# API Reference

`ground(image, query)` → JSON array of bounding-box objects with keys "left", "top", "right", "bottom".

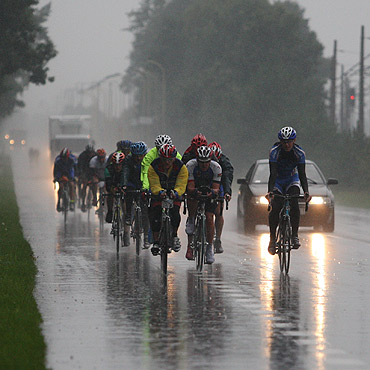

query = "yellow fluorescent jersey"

[{"left": 148, "top": 159, "right": 188, "bottom": 196}]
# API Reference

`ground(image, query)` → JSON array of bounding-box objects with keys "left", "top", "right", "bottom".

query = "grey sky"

[{"left": 22, "top": 0, "right": 370, "bottom": 115}]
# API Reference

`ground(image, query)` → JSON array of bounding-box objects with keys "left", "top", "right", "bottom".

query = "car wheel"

[{"left": 323, "top": 210, "right": 335, "bottom": 232}]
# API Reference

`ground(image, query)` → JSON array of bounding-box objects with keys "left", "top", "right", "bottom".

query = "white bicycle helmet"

[
  {"left": 278, "top": 126, "right": 296, "bottom": 140},
  {"left": 155, "top": 134, "right": 172, "bottom": 149},
  {"left": 196, "top": 145, "right": 212, "bottom": 162}
]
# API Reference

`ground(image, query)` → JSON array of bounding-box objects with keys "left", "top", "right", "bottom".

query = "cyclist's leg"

[
  {"left": 214, "top": 201, "right": 224, "bottom": 253},
  {"left": 56, "top": 182, "right": 63, "bottom": 211},
  {"left": 105, "top": 193, "right": 114, "bottom": 223},
  {"left": 68, "top": 181, "right": 76, "bottom": 211},
  {"left": 287, "top": 185, "right": 301, "bottom": 247},
  {"left": 92, "top": 175, "right": 98, "bottom": 206},
  {"left": 185, "top": 198, "right": 197, "bottom": 259},
  {"left": 205, "top": 200, "right": 217, "bottom": 264},
  {"left": 170, "top": 205, "right": 181, "bottom": 252},
  {"left": 149, "top": 204, "right": 161, "bottom": 255}
]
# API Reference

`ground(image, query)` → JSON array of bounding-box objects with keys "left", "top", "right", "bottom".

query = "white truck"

[{"left": 49, "top": 115, "right": 92, "bottom": 157}]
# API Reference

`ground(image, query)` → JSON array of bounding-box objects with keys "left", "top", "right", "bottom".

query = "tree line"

[{"left": 124, "top": 0, "right": 369, "bottom": 189}]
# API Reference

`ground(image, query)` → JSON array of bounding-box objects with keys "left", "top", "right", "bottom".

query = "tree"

[{"left": 0, "top": 1, "right": 57, "bottom": 119}]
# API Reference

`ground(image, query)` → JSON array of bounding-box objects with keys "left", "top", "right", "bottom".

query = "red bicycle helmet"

[
  {"left": 112, "top": 152, "right": 125, "bottom": 164},
  {"left": 96, "top": 148, "right": 106, "bottom": 157},
  {"left": 60, "top": 147, "right": 70, "bottom": 159},
  {"left": 191, "top": 133, "right": 207, "bottom": 148},
  {"left": 159, "top": 144, "right": 177, "bottom": 158},
  {"left": 208, "top": 141, "right": 222, "bottom": 160}
]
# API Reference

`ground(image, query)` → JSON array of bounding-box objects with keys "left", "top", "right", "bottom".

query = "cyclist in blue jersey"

[
  {"left": 122, "top": 141, "right": 150, "bottom": 248},
  {"left": 266, "top": 127, "right": 311, "bottom": 255},
  {"left": 185, "top": 146, "right": 222, "bottom": 264}
]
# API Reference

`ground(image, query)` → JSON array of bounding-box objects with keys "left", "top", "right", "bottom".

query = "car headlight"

[
  {"left": 310, "top": 196, "right": 328, "bottom": 205},
  {"left": 252, "top": 196, "right": 269, "bottom": 205}
]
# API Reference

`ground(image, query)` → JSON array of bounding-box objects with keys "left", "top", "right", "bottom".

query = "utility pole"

[
  {"left": 340, "top": 65, "right": 344, "bottom": 132},
  {"left": 358, "top": 25, "right": 365, "bottom": 136},
  {"left": 330, "top": 40, "right": 337, "bottom": 127}
]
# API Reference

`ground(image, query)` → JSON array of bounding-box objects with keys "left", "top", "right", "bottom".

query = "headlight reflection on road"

[
  {"left": 311, "top": 233, "right": 327, "bottom": 367},
  {"left": 259, "top": 233, "right": 274, "bottom": 357}
]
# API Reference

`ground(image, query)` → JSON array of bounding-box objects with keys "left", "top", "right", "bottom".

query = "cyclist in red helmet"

[
  {"left": 182, "top": 133, "right": 208, "bottom": 164},
  {"left": 185, "top": 146, "right": 222, "bottom": 264},
  {"left": 89, "top": 148, "right": 108, "bottom": 206},
  {"left": 208, "top": 141, "right": 234, "bottom": 254},
  {"left": 104, "top": 152, "right": 126, "bottom": 223},
  {"left": 148, "top": 144, "right": 188, "bottom": 256}
]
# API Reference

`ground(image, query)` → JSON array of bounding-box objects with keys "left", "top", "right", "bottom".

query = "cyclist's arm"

[
  {"left": 174, "top": 165, "right": 188, "bottom": 196},
  {"left": 268, "top": 161, "right": 278, "bottom": 193},
  {"left": 176, "top": 151, "right": 182, "bottom": 161},
  {"left": 220, "top": 154, "right": 234, "bottom": 195},
  {"left": 141, "top": 147, "right": 157, "bottom": 190},
  {"left": 148, "top": 165, "right": 163, "bottom": 195},
  {"left": 297, "top": 163, "right": 309, "bottom": 193}
]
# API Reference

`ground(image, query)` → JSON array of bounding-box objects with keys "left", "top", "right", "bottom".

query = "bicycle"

[
  {"left": 105, "top": 189, "right": 125, "bottom": 254},
  {"left": 190, "top": 186, "right": 224, "bottom": 271},
  {"left": 158, "top": 195, "right": 174, "bottom": 276},
  {"left": 269, "top": 194, "right": 308, "bottom": 274},
  {"left": 125, "top": 189, "right": 145, "bottom": 256}
]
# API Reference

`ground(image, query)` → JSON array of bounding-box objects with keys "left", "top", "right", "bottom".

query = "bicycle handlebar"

[{"left": 268, "top": 193, "right": 309, "bottom": 212}]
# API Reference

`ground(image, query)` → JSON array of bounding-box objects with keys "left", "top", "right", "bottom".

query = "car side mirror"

[
  {"left": 327, "top": 178, "right": 338, "bottom": 185},
  {"left": 237, "top": 178, "right": 248, "bottom": 185}
]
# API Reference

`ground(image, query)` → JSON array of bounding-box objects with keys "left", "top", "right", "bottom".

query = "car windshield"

[
  {"left": 251, "top": 162, "right": 325, "bottom": 184},
  {"left": 306, "top": 163, "right": 325, "bottom": 184},
  {"left": 252, "top": 163, "right": 269, "bottom": 183}
]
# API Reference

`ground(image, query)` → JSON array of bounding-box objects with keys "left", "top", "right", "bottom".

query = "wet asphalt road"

[{"left": 11, "top": 151, "right": 370, "bottom": 370}]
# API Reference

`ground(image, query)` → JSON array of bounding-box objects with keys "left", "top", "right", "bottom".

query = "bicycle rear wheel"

[
  {"left": 134, "top": 207, "right": 142, "bottom": 255},
  {"left": 195, "top": 216, "right": 206, "bottom": 272}
]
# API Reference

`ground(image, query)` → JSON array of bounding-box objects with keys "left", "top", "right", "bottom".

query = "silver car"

[{"left": 237, "top": 159, "right": 338, "bottom": 232}]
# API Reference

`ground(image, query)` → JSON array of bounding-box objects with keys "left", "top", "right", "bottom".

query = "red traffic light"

[{"left": 350, "top": 95, "right": 355, "bottom": 100}]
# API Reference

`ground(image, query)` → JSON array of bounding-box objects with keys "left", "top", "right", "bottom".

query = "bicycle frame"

[
  {"left": 192, "top": 197, "right": 207, "bottom": 272},
  {"left": 272, "top": 194, "right": 306, "bottom": 274},
  {"left": 110, "top": 191, "right": 125, "bottom": 254}
]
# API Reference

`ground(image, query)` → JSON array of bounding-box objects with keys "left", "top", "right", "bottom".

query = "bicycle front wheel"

[
  {"left": 134, "top": 207, "right": 142, "bottom": 255},
  {"left": 62, "top": 191, "right": 68, "bottom": 225},
  {"left": 114, "top": 209, "right": 121, "bottom": 253},
  {"left": 195, "top": 216, "right": 206, "bottom": 272},
  {"left": 160, "top": 217, "right": 170, "bottom": 275},
  {"left": 277, "top": 221, "right": 291, "bottom": 274}
]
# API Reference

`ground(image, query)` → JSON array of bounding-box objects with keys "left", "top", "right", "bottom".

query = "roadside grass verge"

[
  {"left": 0, "top": 162, "right": 47, "bottom": 369},
  {"left": 334, "top": 187, "right": 370, "bottom": 209}
]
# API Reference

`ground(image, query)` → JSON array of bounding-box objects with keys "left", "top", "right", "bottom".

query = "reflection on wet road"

[{"left": 11, "top": 151, "right": 370, "bottom": 370}]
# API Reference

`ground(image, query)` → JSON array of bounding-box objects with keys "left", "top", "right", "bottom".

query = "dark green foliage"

[
  {"left": 0, "top": 161, "right": 47, "bottom": 369},
  {"left": 0, "top": 1, "right": 57, "bottom": 119}
]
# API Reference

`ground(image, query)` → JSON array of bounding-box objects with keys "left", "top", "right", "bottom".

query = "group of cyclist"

[
  {"left": 53, "top": 125, "right": 311, "bottom": 259},
  {"left": 53, "top": 133, "right": 234, "bottom": 264}
]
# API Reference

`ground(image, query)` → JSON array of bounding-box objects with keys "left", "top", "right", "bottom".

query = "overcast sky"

[{"left": 22, "top": 0, "right": 370, "bottom": 116}]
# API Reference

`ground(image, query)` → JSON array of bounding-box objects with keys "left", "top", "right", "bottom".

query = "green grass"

[
  {"left": 334, "top": 187, "right": 370, "bottom": 209},
  {"left": 0, "top": 162, "right": 47, "bottom": 370}
]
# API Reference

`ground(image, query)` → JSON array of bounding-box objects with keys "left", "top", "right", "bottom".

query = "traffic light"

[{"left": 348, "top": 87, "right": 356, "bottom": 108}]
